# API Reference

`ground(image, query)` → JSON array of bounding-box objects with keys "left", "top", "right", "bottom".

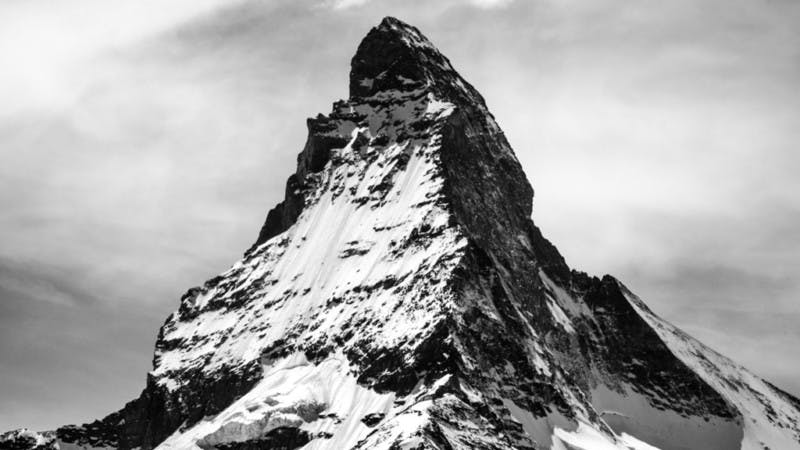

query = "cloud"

[
  {"left": 327, "top": 0, "right": 372, "bottom": 9},
  {"left": 325, "top": 0, "right": 514, "bottom": 10},
  {"left": 467, "top": 0, "right": 514, "bottom": 8},
  {"left": 0, "top": 259, "right": 93, "bottom": 307},
  {"left": 0, "top": 0, "right": 231, "bottom": 117}
]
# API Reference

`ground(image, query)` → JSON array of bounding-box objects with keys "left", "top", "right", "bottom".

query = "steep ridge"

[{"left": 3, "top": 17, "right": 799, "bottom": 450}]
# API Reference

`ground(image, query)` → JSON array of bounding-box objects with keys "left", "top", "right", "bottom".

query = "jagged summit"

[
  {"left": 349, "top": 16, "right": 486, "bottom": 107},
  {"left": 3, "top": 16, "right": 799, "bottom": 450}
]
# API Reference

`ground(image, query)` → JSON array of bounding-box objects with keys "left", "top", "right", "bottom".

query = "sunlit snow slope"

[{"left": 2, "top": 16, "right": 798, "bottom": 450}]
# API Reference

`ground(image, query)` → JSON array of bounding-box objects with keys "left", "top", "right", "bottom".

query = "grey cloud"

[{"left": 0, "top": 259, "right": 98, "bottom": 307}]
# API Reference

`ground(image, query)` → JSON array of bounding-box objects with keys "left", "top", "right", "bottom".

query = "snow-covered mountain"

[{"left": 3, "top": 16, "right": 799, "bottom": 450}]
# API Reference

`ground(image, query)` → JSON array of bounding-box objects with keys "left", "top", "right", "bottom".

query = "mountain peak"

[
  {"left": 349, "top": 17, "right": 484, "bottom": 107},
  {"left": 375, "top": 16, "right": 424, "bottom": 38}
]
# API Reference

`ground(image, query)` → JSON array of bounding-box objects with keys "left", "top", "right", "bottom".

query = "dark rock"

[
  {"left": 360, "top": 413, "right": 385, "bottom": 427},
  {"left": 213, "top": 427, "right": 311, "bottom": 450}
]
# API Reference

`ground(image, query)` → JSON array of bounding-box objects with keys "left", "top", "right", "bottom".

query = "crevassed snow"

[
  {"left": 157, "top": 352, "right": 395, "bottom": 450},
  {"left": 157, "top": 353, "right": 485, "bottom": 450},
  {"left": 621, "top": 285, "right": 800, "bottom": 450},
  {"left": 552, "top": 422, "right": 660, "bottom": 450}
]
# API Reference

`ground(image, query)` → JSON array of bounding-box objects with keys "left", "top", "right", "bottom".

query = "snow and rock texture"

[{"left": 4, "top": 16, "right": 799, "bottom": 450}]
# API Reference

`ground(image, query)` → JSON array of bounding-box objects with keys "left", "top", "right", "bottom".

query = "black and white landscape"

[{"left": 1, "top": 2, "right": 799, "bottom": 450}]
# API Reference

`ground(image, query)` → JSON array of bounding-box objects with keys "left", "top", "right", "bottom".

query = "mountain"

[{"left": 3, "top": 16, "right": 799, "bottom": 450}]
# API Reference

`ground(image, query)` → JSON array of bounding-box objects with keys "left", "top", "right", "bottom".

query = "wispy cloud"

[
  {"left": 0, "top": 0, "right": 230, "bottom": 117},
  {"left": 467, "top": 0, "right": 514, "bottom": 8},
  {"left": 327, "top": 0, "right": 372, "bottom": 10},
  {"left": 0, "top": 259, "right": 91, "bottom": 307},
  {"left": 325, "top": 0, "right": 514, "bottom": 10}
]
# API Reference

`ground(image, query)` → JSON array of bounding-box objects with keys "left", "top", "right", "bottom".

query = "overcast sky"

[{"left": 1, "top": 0, "right": 798, "bottom": 432}]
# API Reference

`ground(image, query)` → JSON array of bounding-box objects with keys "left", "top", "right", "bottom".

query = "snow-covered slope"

[
  {"left": 3, "top": 16, "right": 798, "bottom": 450},
  {"left": 622, "top": 285, "right": 800, "bottom": 450}
]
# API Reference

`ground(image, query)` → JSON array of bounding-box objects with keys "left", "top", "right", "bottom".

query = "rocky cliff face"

[{"left": 4, "top": 17, "right": 799, "bottom": 450}]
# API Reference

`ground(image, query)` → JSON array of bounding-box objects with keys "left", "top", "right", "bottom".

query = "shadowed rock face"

[{"left": 4, "top": 16, "right": 799, "bottom": 450}]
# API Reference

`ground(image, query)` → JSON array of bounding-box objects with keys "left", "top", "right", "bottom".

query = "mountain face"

[{"left": 4, "top": 16, "right": 799, "bottom": 450}]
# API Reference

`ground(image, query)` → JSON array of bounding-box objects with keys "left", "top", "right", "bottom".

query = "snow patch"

[
  {"left": 552, "top": 422, "right": 659, "bottom": 450},
  {"left": 546, "top": 296, "right": 575, "bottom": 333},
  {"left": 157, "top": 352, "right": 394, "bottom": 449}
]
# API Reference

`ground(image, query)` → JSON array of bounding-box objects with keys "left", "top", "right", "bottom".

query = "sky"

[{"left": 1, "top": 0, "right": 799, "bottom": 432}]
